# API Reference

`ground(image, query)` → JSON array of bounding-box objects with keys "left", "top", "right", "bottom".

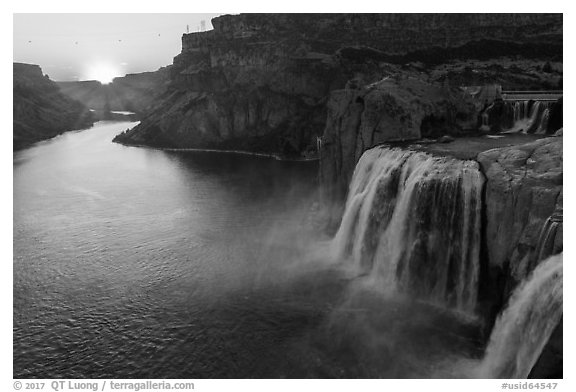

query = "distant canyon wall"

[{"left": 57, "top": 69, "right": 170, "bottom": 115}]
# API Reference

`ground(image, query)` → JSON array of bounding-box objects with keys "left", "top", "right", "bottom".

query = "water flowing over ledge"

[
  {"left": 504, "top": 100, "right": 553, "bottom": 134},
  {"left": 331, "top": 146, "right": 484, "bottom": 314},
  {"left": 478, "top": 253, "right": 563, "bottom": 378},
  {"left": 481, "top": 98, "right": 562, "bottom": 136}
]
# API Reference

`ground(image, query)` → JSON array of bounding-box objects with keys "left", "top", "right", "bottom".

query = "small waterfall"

[
  {"left": 535, "top": 107, "right": 550, "bottom": 134},
  {"left": 332, "top": 147, "right": 484, "bottom": 313},
  {"left": 505, "top": 100, "right": 553, "bottom": 134},
  {"left": 513, "top": 208, "right": 563, "bottom": 283},
  {"left": 513, "top": 100, "right": 530, "bottom": 123},
  {"left": 479, "top": 253, "right": 563, "bottom": 379},
  {"left": 533, "top": 209, "right": 562, "bottom": 267}
]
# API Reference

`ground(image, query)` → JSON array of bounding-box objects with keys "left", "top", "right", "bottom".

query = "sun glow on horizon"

[{"left": 85, "top": 63, "right": 122, "bottom": 84}]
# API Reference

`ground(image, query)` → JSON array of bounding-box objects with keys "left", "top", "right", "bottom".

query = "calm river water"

[{"left": 14, "top": 121, "right": 482, "bottom": 378}]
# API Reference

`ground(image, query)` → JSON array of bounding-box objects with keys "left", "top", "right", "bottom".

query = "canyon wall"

[
  {"left": 13, "top": 63, "right": 94, "bottom": 150},
  {"left": 114, "top": 13, "right": 562, "bottom": 155}
]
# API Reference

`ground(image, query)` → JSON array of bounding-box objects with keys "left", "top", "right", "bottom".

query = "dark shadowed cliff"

[
  {"left": 13, "top": 63, "right": 94, "bottom": 150},
  {"left": 113, "top": 13, "right": 562, "bottom": 156}
]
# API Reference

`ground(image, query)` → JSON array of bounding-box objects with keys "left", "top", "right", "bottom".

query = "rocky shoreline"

[{"left": 113, "top": 137, "right": 320, "bottom": 162}]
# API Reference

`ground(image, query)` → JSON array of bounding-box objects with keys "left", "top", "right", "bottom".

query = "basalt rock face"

[
  {"left": 57, "top": 69, "right": 170, "bottom": 115},
  {"left": 115, "top": 13, "right": 561, "bottom": 156},
  {"left": 477, "top": 137, "right": 563, "bottom": 299},
  {"left": 13, "top": 63, "right": 94, "bottom": 150},
  {"left": 114, "top": 17, "right": 346, "bottom": 155}
]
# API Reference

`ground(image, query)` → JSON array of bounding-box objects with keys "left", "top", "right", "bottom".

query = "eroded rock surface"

[{"left": 477, "top": 137, "right": 563, "bottom": 287}]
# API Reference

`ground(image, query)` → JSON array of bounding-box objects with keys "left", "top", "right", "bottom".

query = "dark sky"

[{"left": 13, "top": 13, "right": 223, "bottom": 82}]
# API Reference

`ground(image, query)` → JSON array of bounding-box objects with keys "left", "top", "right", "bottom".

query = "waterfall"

[
  {"left": 513, "top": 101, "right": 530, "bottom": 123},
  {"left": 505, "top": 100, "right": 553, "bottom": 134},
  {"left": 479, "top": 253, "right": 563, "bottom": 379},
  {"left": 513, "top": 208, "right": 563, "bottom": 284},
  {"left": 331, "top": 147, "right": 484, "bottom": 313},
  {"left": 535, "top": 213, "right": 562, "bottom": 263}
]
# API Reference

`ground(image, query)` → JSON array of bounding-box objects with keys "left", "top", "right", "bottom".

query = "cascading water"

[
  {"left": 478, "top": 253, "right": 563, "bottom": 379},
  {"left": 534, "top": 211, "right": 562, "bottom": 264},
  {"left": 331, "top": 146, "right": 484, "bottom": 313},
  {"left": 505, "top": 100, "right": 554, "bottom": 134},
  {"left": 513, "top": 101, "right": 530, "bottom": 123}
]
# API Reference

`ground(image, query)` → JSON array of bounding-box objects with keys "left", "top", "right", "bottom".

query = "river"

[{"left": 13, "top": 121, "right": 483, "bottom": 378}]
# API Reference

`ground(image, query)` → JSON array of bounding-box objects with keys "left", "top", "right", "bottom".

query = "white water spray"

[
  {"left": 331, "top": 147, "right": 484, "bottom": 313},
  {"left": 478, "top": 253, "right": 563, "bottom": 378}
]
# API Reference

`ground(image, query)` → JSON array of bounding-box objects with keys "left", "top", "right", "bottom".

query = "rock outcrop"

[
  {"left": 114, "top": 13, "right": 562, "bottom": 156},
  {"left": 320, "top": 76, "right": 477, "bottom": 201},
  {"left": 13, "top": 63, "right": 94, "bottom": 150},
  {"left": 478, "top": 137, "right": 563, "bottom": 290}
]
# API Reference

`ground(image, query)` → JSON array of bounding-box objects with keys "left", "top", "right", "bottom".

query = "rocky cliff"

[
  {"left": 13, "top": 63, "right": 94, "bottom": 150},
  {"left": 478, "top": 137, "right": 562, "bottom": 296},
  {"left": 478, "top": 137, "right": 563, "bottom": 378},
  {"left": 113, "top": 13, "right": 562, "bottom": 156}
]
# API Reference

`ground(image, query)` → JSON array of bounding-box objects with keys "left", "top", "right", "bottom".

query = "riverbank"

[{"left": 113, "top": 139, "right": 320, "bottom": 162}]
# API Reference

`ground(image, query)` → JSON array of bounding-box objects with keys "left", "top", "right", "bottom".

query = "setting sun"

[{"left": 85, "top": 63, "right": 121, "bottom": 84}]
